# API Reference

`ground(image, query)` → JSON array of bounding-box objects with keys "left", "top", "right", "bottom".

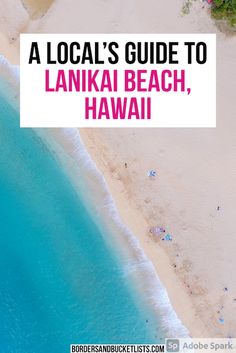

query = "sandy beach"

[{"left": 0, "top": 0, "right": 236, "bottom": 338}]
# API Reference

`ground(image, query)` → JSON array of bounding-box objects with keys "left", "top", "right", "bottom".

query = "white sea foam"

[
  {"left": 0, "top": 56, "right": 189, "bottom": 339},
  {"left": 0, "top": 54, "right": 19, "bottom": 109}
]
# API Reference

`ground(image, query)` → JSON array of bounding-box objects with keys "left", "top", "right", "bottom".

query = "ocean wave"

[
  {"left": 0, "top": 55, "right": 19, "bottom": 80},
  {"left": 0, "top": 54, "right": 19, "bottom": 109},
  {"left": 0, "top": 56, "right": 189, "bottom": 339}
]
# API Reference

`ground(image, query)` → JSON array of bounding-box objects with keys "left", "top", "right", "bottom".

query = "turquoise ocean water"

[{"left": 0, "top": 82, "right": 166, "bottom": 352}]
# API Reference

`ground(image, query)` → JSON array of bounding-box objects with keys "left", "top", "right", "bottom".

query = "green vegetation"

[{"left": 212, "top": 0, "right": 236, "bottom": 26}]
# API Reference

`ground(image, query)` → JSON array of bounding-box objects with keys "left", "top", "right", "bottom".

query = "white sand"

[
  {"left": 0, "top": 0, "right": 236, "bottom": 338},
  {"left": 21, "top": 0, "right": 54, "bottom": 18},
  {"left": 0, "top": 0, "right": 29, "bottom": 63}
]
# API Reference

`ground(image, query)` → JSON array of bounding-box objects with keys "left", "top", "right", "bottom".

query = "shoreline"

[{"left": 42, "top": 128, "right": 190, "bottom": 338}]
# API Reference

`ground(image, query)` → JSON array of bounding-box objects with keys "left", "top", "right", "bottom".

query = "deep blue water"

[{"left": 0, "top": 93, "right": 161, "bottom": 353}]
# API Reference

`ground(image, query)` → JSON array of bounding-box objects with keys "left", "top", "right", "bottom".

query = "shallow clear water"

[{"left": 0, "top": 93, "right": 162, "bottom": 353}]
